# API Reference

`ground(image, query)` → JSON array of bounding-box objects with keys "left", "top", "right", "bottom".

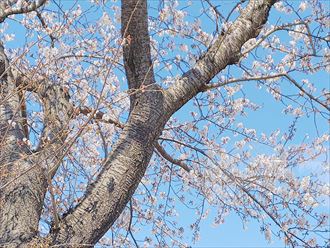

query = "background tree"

[{"left": 0, "top": 0, "right": 329, "bottom": 247}]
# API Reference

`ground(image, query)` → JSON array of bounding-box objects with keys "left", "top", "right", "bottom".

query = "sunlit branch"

[
  {"left": 154, "top": 142, "right": 190, "bottom": 172},
  {"left": 0, "top": 0, "right": 47, "bottom": 23},
  {"left": 165, "top": 0, "right": 276, "bottom": 115}
]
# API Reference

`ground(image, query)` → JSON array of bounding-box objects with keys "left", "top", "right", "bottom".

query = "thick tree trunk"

[
  {"left": 0, "top": 42, "right": 47, "bottom": 247},
  {"left": 0, "top": 41, "right": 72, "bottom": 247},
  {"left": 51, "top": 87, "right": 169, "bottom": 245},
  {"left": 50, "top": 0, "right": 162, "bottom": 244},
  {"left": 0, "top": 160, "right": 47, "bottom": 247},
  {"left": 0, "top": 0, "right": 276, "bottom": 246}
]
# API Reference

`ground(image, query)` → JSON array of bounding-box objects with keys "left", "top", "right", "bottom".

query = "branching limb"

[
  {"left": 0, "top": 52, "right": 75, "bottom": 246},
  {"left": 50, "top": 0, "right": 164, "bottom": 245},
  {"left": 13, "top": 67, "right": 74, "bottom": 150},
  {"left": 164, "top": 0, "right": 276, "bottom": 115},
  {"left": 0, "top": 42, "right": 29, "bottom": 161},
  {"left": 77, "top": 106, "right": 190, "bottom": 173}
]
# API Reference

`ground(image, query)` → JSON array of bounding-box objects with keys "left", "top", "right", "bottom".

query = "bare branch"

[
  {"left": 202, "top": 72, "right": 330, "bottom": 112},
  {"left": 283, "top": 74, "right": 330, "bottom": 111},
  {"left": 154, "top": 142, "right": 190, "bottom": 172},
  {"left": 201, "top": 73, "right": 286, "bottom": 91}
]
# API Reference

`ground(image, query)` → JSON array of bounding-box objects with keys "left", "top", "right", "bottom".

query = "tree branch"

[
  {"left": 121, "top": 0, "right": 156, "bottom": 111},
  {"left": 202, "top": 72, "right": 329, "bottom": 112},
  {"left": 78, "top": 106, "right": 124, "bottom": 129},
  {"left": 164, "top": 0, "right": 276, "bottom": 115},
  {"left": 154, "top": 142, "right": 190, "bottom": 172},
  {"left": 0, "top": 41, "right": 47, "bottom": 246},
  {"left": 0, "top": 0, "right": 47, "bottom": 23},
  {"left": 283, "top": 74, "right": 330, "bottom": 111},
  {"left": 201, "top": 73, "right": 285, "bottom": 91},
  {"left": 50, "top": 0, "right": 164, "bottom": 245},
  {"left": 49, "top": 0, "right": 277, "bottom": 245}
]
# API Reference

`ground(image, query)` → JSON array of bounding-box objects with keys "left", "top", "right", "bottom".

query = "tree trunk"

[{"left": 0, "top": 0, "right": 276, "bottom": 246}]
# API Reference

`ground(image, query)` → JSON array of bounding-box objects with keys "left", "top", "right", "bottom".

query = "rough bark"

[
  {"left": 0, "top": 42, "right": 47, "bottom": 247},
  {"left": 121, "top": 0, "right": 155, "bottom": 111},
  {"left": 50, "top": 0, "right": 161, "bottom": 244},
  {"left": 51, "top": 87, "right": 168, "bottom": 246},
  {"left": 0, "top": 42, "right": 73, "bottom": 247},
  {"left": 0, "top": 0, "right": 276, "bottom": 246}
]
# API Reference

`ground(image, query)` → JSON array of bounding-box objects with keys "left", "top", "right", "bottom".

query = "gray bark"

[
  {"left": 0, "top": 41, "right": 73, "bottom": 247},
  {"left": 0, "top": 42, "right": 43, "bottom": 247},
  {"left": 0, "top": 0, "right": 275, "bottom": 246}
]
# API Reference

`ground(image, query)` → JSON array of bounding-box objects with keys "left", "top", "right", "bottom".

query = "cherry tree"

[{"left": 0, "top": 0, "right": 329, "bottom": 247}]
